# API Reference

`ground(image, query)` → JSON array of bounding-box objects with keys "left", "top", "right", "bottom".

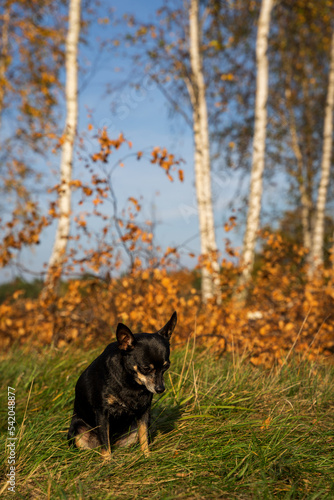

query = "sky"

[{"left": 1, "top": 0, "right": 249, "bottom": 283}]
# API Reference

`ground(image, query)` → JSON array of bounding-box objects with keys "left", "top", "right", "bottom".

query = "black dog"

[{"left": 67, "top": 312, "right": 177, "bottom": 458}]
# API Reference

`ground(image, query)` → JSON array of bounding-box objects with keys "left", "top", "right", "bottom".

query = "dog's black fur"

[{"left": 67, "top": 312, "right": 177, "bottom": 457}]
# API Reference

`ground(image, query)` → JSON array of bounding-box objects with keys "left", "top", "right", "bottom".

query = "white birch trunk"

[
  {"left": 240, "top": 0, "right": 273, "bottom": 285},
  {"left": 189, "top": 0, "right": 221, "bottom": 303},
  {"left": 310, "top": 30, "right": 334, "bottom": 272},
  {"left": 44, "top": 0, "right": 81, "bottom": 291}
]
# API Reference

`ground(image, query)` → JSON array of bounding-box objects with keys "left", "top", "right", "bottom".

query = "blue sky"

[{"left": 1, "top": 0, "right": 248, "bottom": 283}]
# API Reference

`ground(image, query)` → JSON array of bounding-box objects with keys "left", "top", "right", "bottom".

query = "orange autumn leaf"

[
  {"left": 83, "top": 187, "right": 93, "bottom": 196},
  {"left": 260, "top": 417, "right": 272, "bottom": 431},
  {"left": 93, "top": 197, "right": 103, "bottom": 206}
]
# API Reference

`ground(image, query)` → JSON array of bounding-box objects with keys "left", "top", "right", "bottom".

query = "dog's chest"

[{"left": 103, "top": 388, "right": 151, "bottom": 417}]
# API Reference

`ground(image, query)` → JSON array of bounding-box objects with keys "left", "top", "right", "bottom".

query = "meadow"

[
  {"left": 1, "top": 1, "right": 334, "bottom": 497},
  {"left": 1, "top": 338, "right": 334, "bottom": 499}
]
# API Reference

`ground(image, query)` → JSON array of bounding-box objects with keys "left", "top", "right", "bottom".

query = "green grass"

[{"left": 0, "top": 341, "right": 334, "bottom": 499}]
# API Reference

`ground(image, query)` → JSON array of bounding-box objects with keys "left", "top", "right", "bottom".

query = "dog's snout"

[{"left": 155, "top": 385, "right": 165, "bottom": 394}]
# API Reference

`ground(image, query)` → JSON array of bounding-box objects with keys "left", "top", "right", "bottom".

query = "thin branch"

[{"left": 150, "top": 74, "right": 193, "bottom": 128}]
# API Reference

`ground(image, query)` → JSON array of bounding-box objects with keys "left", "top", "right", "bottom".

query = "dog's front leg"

[
  {"left": 137, "top": 408, "right": 150, "bottom": 457},
  {"left": 96, "top": 411, "right": 111, "bottom": 457}
]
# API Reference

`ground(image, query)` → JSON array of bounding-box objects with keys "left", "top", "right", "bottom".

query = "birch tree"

[
  {"left": 239, "top": 0, "right": 274, "bottom": 285},
  {"left": 269, "top": 0, "right": 333, "bottom": 260},
  {"left": 121, "top": 0, "right": 226, "bottom": 302},
  {"left": 310, "top": 29, "right": 334, "bottom": 273},
  {"left": 44, "top": 0, "right": 81, "bottom": 292},
  {"left": 188, "top": 0, "right": 220, "bottom": 302},
  {"left": 0, "top": 1, "right": 64, "bottom": 268}
]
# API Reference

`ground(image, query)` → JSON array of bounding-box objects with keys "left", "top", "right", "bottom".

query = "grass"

[{"left": 0, "top": 340, "right": 334, "bottom": 499}]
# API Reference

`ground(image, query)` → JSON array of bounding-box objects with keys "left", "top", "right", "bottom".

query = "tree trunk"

[
  {"left": 285, "top": 85, "right": 312, "bottom": 252},
  {"left": 44, "top": 0, "right": 81, "bottom": 293},
  {"left": 188, "top": 0, "right": 221, "bottom": 303},
  {"left": 239, "top": 0, "right": 274, "bottom": 285},
  {"left": 310, "top": 30, "right": 334, "bottom": 273},
  {"left": 0, "top": 5, "right": 10, "bottom": 130}
]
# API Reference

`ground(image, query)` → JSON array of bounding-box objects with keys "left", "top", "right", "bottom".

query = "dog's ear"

[
  {"left": 157, "top": 311, "right": 177, "bottom": 340},
  {"left": 116, "top": 323, "right": 135, "bottom": 351}
]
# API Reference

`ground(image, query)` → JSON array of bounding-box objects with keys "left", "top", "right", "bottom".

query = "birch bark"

[
  {"left": 240, "top": 0, "right": 274, "bottom": 285},
  {"left": 311, "top": 30, "right": 334, "bottom": 272},
  {"left": 188, "top": 0, "right": 221, "bottom": 302},
  {"left": 44, "top": 0, "right": 81, "bottom": 292}
]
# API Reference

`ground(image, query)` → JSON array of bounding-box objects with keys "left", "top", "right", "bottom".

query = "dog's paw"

[{"left": 100, "top": 448, "right": 111, "bottom": 460}]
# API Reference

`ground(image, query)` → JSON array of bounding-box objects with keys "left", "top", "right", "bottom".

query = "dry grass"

[{"left": 1, "top": 341, "right": 334, "bottom": 499}]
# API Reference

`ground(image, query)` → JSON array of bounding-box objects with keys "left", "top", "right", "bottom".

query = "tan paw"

[{"left": 100, "top": 448, "right": 111, "bottom": 460}]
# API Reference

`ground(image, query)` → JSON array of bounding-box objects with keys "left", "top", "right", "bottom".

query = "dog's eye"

[{"left": 140, "top": 366, "right": 153, "bottom": 375}]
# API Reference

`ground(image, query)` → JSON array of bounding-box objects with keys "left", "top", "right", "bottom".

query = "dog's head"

[{"left": 116, "top": 312, "right": 177, "bottom": 394}]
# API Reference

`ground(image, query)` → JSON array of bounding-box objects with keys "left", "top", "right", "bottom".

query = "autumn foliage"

[
  {"left": 1, "top": 129, "right": 333, "bottom": 367},
  {"left": 1, "top": 229, "right": 334, "bottom": 368}
]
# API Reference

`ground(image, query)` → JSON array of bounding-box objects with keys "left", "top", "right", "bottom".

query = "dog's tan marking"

[
  {"left": 133, "top": 365, "right": 145, "bottom": 385},
  {"left": 100, "top": 448, "right": 111, "bottom": 460},
  {"left": 106, "top": 393, "right": 127, "bottom": 408},
  {"left": 138, "top": 411, "right": 150, "bottom": 457},
  {"left": 133, "top": 365, "right": 156, "bottom": 392},
  {"left": 107, "top": 394, "right": 117, "bottom": 405},
  {"left": 75, "top": 425, "right": 110, "bottom": 459},
  {"left": 106, "top": 394, "right": 123, "bottom": 405},
  {"left": 114, "top": 429, "right": 138, "bottom": 448},
  {"left": 106, "top": 418, "right": 111, "bottom": 456},
  {"left": 75, "top": 433, "right": 91, "bottom": 450},
  {"left": 75, "top": 426, "right": 101, "bottom": 450},
  {"left": 149, "top": 363, "right": 154, "bottom": 370}
]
